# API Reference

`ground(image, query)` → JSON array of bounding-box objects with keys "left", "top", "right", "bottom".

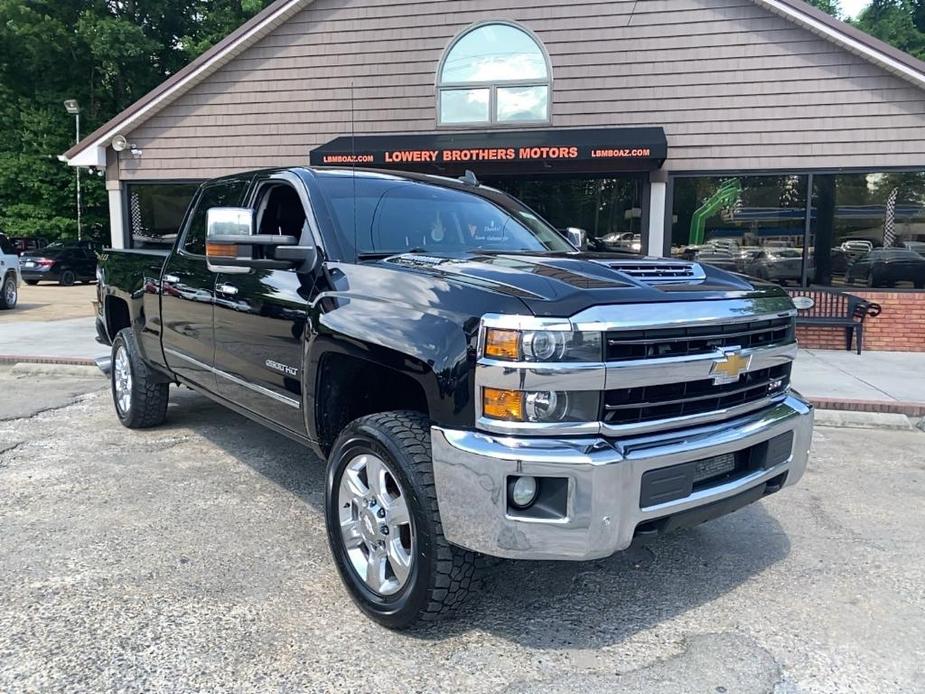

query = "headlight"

[
  {"left": 483, "top": 388, "right": 599, "bottom": 423},
  {"left": 484, "top": 328, "right": 601, "bottom": 362}
]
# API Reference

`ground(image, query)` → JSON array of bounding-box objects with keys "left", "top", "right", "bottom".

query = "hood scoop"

[{"left": 601, "top": 259, "right": 707, "bottom": 285}]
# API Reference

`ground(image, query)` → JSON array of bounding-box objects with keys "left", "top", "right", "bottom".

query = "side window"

[
  {"left": 0, "top": 235, "right": 13, "bottom": 255},
  {"left": 254, "top": 184, "right": 307, "bottom": 237},
  {"left": 182, "top": 179, "right": 248, "bottom": 255}
]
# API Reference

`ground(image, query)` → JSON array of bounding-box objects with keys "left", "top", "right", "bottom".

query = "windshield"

[{"left": 316, "top": 173, "right": 573, "bottom": 257}]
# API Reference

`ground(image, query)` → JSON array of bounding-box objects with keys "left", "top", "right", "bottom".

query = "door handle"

[
  {"left": 216, "top": 283, "right": 238, "bottom": 296},
  {"left": 163, "top": 274, "right": 180, "bottom": 283}
]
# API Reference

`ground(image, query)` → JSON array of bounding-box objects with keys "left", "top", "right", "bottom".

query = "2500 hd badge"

[{"left": 96, "top": 167, "right": 813, "bottom": 629}]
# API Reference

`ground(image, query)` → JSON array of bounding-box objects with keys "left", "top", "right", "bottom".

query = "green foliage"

[
  {"left": 805, "top": 0, "right": 842, "bottom": 17},
  {"left": 0, "top": 0, "right": 273, "bottom": 240},
  {"left": 855, "top": 1, "right": 925, "bottom": 60}
]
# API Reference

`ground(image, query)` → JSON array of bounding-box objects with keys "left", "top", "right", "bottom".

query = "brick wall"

[{"left": 789, "top": 290, "right": 925, "bottom": 352}]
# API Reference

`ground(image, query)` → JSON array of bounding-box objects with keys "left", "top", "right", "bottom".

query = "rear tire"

[
  {"left": 325, "top": 411, "right": 482, "bottom": 630},
  {"left": 111, "top": 328, "right": 169, "bottom": 429},
  {"left": 60, "top": 270, "right": 76, "bottom": 286},
  {"left": 25, "top": 280, "right": 38, "bottom": 286},
  {"left": 0, "top": 273, "right": 17, "bottom": 309}
]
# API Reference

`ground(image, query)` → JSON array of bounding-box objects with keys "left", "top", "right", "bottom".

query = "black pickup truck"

[{"left": 97, "top": 167, "right": 814, "bottom": 629}]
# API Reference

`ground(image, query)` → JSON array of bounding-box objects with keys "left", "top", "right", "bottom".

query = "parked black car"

[
  {"left": 846, "top": 248, "right": 925, "bottom": 288},
  {"left": 19, "top": 242, "right": 98, "bottom": 286},
  {"left": 10, "top": 237, "right": 48, "bottom": 256}
]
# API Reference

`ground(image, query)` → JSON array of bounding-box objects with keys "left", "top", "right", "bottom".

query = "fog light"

[{"left": 509, "top": 476, "right": 539, "bottom": 509}]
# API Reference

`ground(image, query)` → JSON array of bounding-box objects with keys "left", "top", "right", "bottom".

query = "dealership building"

[{"left": 64, "top": 0, "right": 925, "bottom": 349}]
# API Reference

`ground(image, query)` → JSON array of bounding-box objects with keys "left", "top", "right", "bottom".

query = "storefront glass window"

[
  {"left": 490, "top": 176, "right": 644, "bottom": 251},
  {"left": 811, "top": 173, "right": 925, "bottom": 289},
  {"left": 127, "top": 182, "right": 199, "bottom": 247},
  {"left": 671, "top": 176, "right": 809, "bottom": 284},
  {"left": 439, "top": 89, "right": 490, "bottom": 124},
  {"left": 438, "top": 23, "right": 550, "bottom": 125}
]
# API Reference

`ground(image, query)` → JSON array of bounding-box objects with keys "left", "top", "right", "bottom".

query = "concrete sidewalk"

[
  {"left": 0, "top": 317, "right": 107, "bottom": 362},
  {"left": 792, "top": 348, "right": 925, "bottom": 415}
]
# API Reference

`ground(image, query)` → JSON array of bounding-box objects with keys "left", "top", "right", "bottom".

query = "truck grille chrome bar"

[
  {"left": 604, "top": 317, "right": 794, "bottom": 362},
  {"left": 603, "top": 364, "right": 791, "bottom": 426}
]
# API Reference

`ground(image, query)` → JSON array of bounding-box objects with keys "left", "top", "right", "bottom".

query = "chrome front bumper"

[{"left": 431, "top": 394, "right": 814, "bottom": 561}]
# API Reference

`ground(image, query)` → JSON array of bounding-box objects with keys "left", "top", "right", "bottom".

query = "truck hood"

[{"left": 369, "top": 251, "right": 786, "bottom": 316}]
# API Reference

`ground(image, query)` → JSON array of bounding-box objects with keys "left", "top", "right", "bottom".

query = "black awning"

[{"left": 309, "top": 127, "right": 667, "bottom": 176}]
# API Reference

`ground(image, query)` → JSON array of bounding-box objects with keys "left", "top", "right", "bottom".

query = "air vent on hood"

[{"left": 605, "top": 260, "right": 707, "bottom": 285}]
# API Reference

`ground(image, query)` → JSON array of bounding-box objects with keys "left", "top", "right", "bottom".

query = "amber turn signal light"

[
  {"left": 206, "top": 241, "right": 237, "bottom": 258},
  {"left": 483, "top": 388, "right": 524, "bottom": 421},
  {"left": 484, "top": 329, "right": 521, "bottom": 360}
]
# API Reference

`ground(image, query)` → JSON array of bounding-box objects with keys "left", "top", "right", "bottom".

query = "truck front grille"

[
  {"left": 605, "top": 317, "right": 794, "bottom": 362},
  {"left": 603, "top": 364, "right": 791, "bottom": 426}
]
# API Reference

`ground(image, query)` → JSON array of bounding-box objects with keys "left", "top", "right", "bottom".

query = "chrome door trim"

[{"left": 164, "top": 347, "right": 301, "bottom": 410}]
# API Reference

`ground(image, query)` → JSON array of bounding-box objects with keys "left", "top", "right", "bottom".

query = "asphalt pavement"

[{"left": 0, "top": 368, "right": 923, "bottom": 692}]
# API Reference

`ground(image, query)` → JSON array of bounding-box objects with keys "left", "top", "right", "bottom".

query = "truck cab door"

[
  {"left": 161, "top": 178, "right": 249, "bottom": 391},
  {"left": 211, "top": 174, "right": 317, "bottom": 434}
]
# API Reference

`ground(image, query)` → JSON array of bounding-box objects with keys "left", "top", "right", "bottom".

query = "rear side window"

[
  {"left": 183, "top": 179, "right": 248, "bottom": 255},
  {"left": 0, "top": 235, "right": 12, "bottom": 255}
]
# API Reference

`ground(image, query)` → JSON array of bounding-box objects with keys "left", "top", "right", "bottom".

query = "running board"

[{"left": 95, "top": 356, "right": 112, "bottom": 376}]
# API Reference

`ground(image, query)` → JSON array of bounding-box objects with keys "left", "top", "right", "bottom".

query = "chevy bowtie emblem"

[{"left": 710, "top": 350, "right": 752, "bottom": 385}]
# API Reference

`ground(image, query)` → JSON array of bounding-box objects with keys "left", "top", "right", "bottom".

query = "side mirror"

[
  {"left": 206, "top": 207, "right": 317, "bottom": 273},
  {"left": 565, "top": 227, "right": 587, "bottom": 250}
]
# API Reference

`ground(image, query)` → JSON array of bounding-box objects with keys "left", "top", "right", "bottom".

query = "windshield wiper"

[{"left": 357, "top": 248, "right": 430, "bottom": 260}]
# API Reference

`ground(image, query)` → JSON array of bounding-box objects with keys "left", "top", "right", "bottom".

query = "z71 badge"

[{"left": 265, "top": 359, "right": 299, "bottom": 377}]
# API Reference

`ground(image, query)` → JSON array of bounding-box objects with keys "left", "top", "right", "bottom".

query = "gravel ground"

[{"left": 0, "top": 369, "right": 923, "bottom": 693}]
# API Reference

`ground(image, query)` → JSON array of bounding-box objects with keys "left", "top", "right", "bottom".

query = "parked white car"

[{"left": 0, "top": 233, "right": 21, "bottom": 310}]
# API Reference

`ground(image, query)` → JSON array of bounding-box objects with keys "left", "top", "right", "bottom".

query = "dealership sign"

[{"left": 309, "top": 127, "right": 667, "bottom": 174}]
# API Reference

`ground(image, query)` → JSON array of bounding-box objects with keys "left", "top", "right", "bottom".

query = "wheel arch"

[{"left": 310, "top": 348, "right": 432, "bottom": 456}]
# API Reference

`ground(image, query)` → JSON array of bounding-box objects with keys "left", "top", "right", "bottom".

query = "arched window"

[{"left": 437, "top": 22, "right": 551, "bottom": 126}]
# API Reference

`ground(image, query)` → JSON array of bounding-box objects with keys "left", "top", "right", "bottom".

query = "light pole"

[{"left": 63, "top": 99, "right": 81, "bottom": 241}]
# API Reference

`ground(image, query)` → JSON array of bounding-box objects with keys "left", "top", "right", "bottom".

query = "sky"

[{"left": 840, "top": 0, "right": 868, "bottom": 18}]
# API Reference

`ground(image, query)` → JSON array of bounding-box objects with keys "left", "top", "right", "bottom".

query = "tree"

[
  {"left": 0, "top": 0, "right": 274, "bottom": 241},
  {"left": 855, "top": 1, "right": 925, "bottom": 60},
  {"left": 806, "top": 0, "right": 842, "bottom": 17}
]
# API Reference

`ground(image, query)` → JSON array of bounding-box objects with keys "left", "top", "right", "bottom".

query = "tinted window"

[
  {"left": 127, "top": 183, "right": 200, "bottom": 246},
  {"left": 316, "top": 174, "right": 571, "bottom": 256},
  {"left": 0, "top": 235, "right": 12, "bottom": 255},
  {"left": 183, "top": 179, "right": 249, "bottom": 255}
]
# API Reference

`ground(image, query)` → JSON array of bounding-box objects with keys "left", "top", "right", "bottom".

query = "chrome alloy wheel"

[
  {"left": 3, "top": 278, "right": 15, "bottom": 306},
  {"left": 337, "top": 453, "right": 415, "bottom": 596},
  {"left": 113, "top": 344, "right": 133, "bottom": 414}
]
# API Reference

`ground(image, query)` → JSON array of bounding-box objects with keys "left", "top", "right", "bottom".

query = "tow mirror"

[
  {"left": 792, "top": 296, "right": 815, "bottom": 310},
  {"left": 206, "top": 207, "right": 317, "bottom": 273},
  {"left": 565, "top": 227, "right": 587, "bottom": 250}
]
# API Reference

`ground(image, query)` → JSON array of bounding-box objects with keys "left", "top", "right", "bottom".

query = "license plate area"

[
  {"left": 24, "top": 262, "right": 35, "bottom": 268},
  {"left": 639, "top": 431, "right": 793, "bottom": 508}
]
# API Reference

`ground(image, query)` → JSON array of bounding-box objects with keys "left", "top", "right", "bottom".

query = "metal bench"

[{"left": 788, "top": 288, "right": 882, "bottom": 355}]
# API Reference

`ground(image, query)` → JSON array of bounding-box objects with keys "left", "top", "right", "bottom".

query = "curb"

[
  {"left": 807, "top": 397, "right": 925, "bottom": 418},
  {"left": 0, "top": 355, "right": 98, "bottom": 367}
]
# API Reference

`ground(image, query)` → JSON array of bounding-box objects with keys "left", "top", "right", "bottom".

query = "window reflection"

[
  {"left": 813, "top": 173, "right": 925, "bottom": 289},
  {"left": 490, "top": 176, "right": 644, "bottom": 251},
  {"left": 440, "top": 24, "right": 548, "bottom": 83},
  {"left": 438, "top": 23, "right": 550, "bottom": 125},
  {"left": 672, "top": 176, "right": 808, "bottom": 284}
]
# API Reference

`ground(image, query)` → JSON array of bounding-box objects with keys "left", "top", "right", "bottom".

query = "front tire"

[
  {"left": 325, "top": 411, "right": 481, "bottom": 630},
  {"left": 111, "top": 328, "right": 169, "bottom": 428},
  {"left": 24, "top": 280, "right": 39, "bottom": 286},
  {"left": 0, "top": 274, "right": 17, "bottom": 310}
]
